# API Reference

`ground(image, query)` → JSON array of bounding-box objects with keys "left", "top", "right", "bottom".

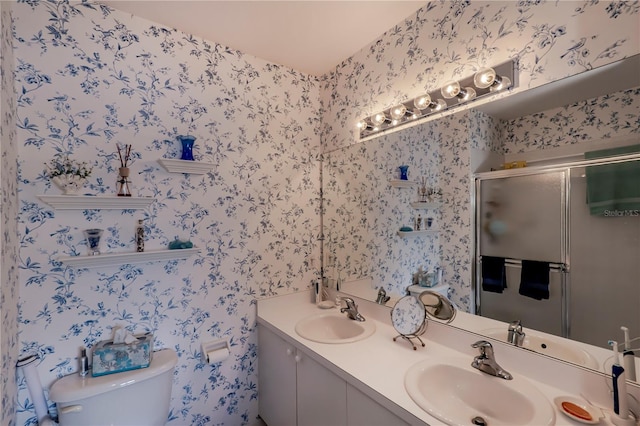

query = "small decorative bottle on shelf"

[
  {"left": 117, "top": 167, "right": 132, "bottom": 197},
  {"left": 415, "top": 214, "right": 422, "bottom": 231},
  {"left": 116, "top": 144, "right": 133, "bottom": 197},
  {"left": 135, "top": 219, "right": 145, "bottom": 252},
  {"left": 178, "top": 135, "right": 196, "bottom": 161},
  {"left": 84, "top": 228, "right": 103, "bottom": 256},
  {"left": 399, "top": 165, "right": 409, "bottom": 180}
]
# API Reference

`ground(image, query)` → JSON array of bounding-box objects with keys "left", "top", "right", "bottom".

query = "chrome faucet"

[
  {"left": 340, "top": 297, "right": 365, "bottom": 322},
  {"left": 375, "top": 288, "right": 390, "bottom": 305},
  {"left": 507, "top": 320, "right": 525, "bottom": 347},
  {"left": 471, "top": 340, "right": 512, "bottom": 380}
]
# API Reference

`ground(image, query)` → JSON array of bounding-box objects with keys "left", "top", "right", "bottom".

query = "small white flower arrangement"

[
  {"left": 45, "top": 156, "right": 93, "bottom": 195},
  {"left": 45, "top": 156, "right": 93, "bottom": 179}
]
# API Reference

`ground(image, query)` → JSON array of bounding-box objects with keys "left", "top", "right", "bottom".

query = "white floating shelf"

[
  {"left": 389, "top": 180, "right": 418, "bottom": 188},
  {"left": 58, "top": 248, "right": 200, "bottom": 268},
  {"left": 158, "top": 158, "right": 214, "bottom": 174},
  {"left": 410, "top": 202, "right": 440, "bottom": 209},
  {"left": 397, "top": 230, "right": 439, "bottom": 238},
  {"left": 37, "top": 195, "right": 155, "bottom": 210}
]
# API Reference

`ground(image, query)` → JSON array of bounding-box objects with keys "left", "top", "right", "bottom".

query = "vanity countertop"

[{"left": 257, "top": 290, "right": 636, "bottom": 425}]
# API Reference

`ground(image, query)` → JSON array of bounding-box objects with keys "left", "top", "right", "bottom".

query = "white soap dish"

[{"left": 317, "top": 300, "right": 335, "bottom": 309}]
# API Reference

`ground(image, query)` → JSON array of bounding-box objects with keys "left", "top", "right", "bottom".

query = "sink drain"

[{"left": 471, "top": 416, "right": 487, "bottom": 426}]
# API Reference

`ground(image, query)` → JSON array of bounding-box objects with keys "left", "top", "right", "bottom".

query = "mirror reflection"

[{"left": 322, "top": 54, "right": 640, "bottom": 379}]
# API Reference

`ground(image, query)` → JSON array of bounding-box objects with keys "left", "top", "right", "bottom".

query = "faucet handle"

[
  {"left": 340, "top": 296, "right": 357, "bottom": 309},
  {"left": 471, "top": 340, "right": 493, "bottom": 357},
  {"left": 508, "top": 320, "right": 522, "bottom": 331}
]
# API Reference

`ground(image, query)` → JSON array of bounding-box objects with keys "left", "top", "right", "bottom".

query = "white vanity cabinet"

[
  {"left": 258, "top": 325, "right": 298, "bottom": 425},
  {"left": 258, "top": 325, "right": 409, "bottom": 426},
  {"left": 346, "top": 383, "right": 409, "bottom": 426},
  {"left": 258, "top": 325, "right": 346, "bottom": 425}
]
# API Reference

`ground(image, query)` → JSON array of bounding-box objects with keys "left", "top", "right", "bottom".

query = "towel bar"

[{"left": 479, "top": 256, "right": 567, "bottom": 272}]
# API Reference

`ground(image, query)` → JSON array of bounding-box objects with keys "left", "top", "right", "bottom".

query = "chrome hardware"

[
  {"left": 471, "top": 340, "right": 512, "bottom": 380},
  {"left": 507, "top": 320, "right": 525, "bottom": 347},
  {"left": 472, "top": 416, "right": 487, "bottom": 426},
  {"left": 375, "top": 288, "right": 390, "bottom": 305},
  {"left": 340, "top": 297, "right": 366, "bottom": 322}
]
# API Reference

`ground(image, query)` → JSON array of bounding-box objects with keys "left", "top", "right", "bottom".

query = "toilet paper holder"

[{"left": 201, "top": 338, "right": 230, "bottom": 364}]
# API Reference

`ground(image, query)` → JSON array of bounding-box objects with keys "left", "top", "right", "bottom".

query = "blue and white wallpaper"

[
  {"left": 12, "top": 2, "right": 320, "bottom": 425},
  {"left": 504, "top": 86, "right": 640, "bottom": 154},
  {"left": 323, "top": 107, "right": 500, "bottom": 310},
  {"left": 321, "top": 1, "right": 639, "bottom": 153},
  {"left": 1, "top": 2, "right": 19, "bottom": 424},
  {"left": 2, "top": 0, "right": 638, "bottom": 425}
]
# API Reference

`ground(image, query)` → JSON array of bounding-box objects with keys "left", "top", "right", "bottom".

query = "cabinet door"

[
  {"left": 258, "top": 326, "right": 297, "bottom": 426},
  {"left": 297, "top": 351, "right": 347, "bottom": 426},
  {"left": 346, "top": 383, "right": 409, "bottom": 426}
]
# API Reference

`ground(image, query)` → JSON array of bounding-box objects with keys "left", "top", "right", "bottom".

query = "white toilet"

[{"left": 49, "top": 348, "right": 177, "bottom": 426}]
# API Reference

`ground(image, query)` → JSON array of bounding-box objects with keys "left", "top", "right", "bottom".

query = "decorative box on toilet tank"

[{"left": 91, "top": 333, "right": 153, "bottom": 377}]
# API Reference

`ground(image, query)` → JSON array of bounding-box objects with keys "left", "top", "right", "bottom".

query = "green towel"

[{"left": 585, "top": 144, "right": 640, "bottom": 216}]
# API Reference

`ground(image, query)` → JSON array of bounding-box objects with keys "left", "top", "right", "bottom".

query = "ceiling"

[{"left": 100, "top": 1, "right": 426, "bottom": 76}]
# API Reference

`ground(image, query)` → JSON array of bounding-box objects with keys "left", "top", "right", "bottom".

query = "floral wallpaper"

[
  {"left": 12, "top": 2, "right": 320, "bottom": 425},
  {"left": 323, "top": 118, "right": 442, "bottom": 295},
  {"left": 504, "top": 86, "right": 640, "bottom": 154},
  {"left": 1, "top": 2, "right": 20, "bottom": 425},
  {"left": 2, "top": 1, "right": 638, "bottom": 426},
  {"left": 321, "top": 0, "right": 638, "bottom": 310},
  {"left": 324, "top": 107, "right": 501, "bottom": 310},
  {"left": 321, "top": 0, "right": 640, "bottom": 153}
]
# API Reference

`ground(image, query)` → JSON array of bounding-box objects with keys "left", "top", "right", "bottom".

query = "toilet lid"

[{"left": 49, "top": 349, "right": 177, "bottom": 403}]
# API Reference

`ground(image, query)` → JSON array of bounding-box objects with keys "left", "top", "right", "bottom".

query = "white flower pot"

[{"left": 52, "top": 175, "right": 87, "bottom": 195}]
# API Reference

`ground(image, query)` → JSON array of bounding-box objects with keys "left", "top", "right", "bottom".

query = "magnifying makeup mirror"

[{"left": 391, "top": 290, "right": 457, "bottom": 350}]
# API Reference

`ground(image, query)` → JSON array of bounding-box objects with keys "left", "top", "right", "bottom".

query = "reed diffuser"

[{"left": 117, "top": 144, "right": 133, "bottom": 197}]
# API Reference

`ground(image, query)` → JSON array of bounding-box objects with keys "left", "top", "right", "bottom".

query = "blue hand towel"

[
  {"left": 519, "top": 260, "right": 550, "bottom": 300},
  {"left": 481, "top": 256, "right": 506, "bottom": 293}
]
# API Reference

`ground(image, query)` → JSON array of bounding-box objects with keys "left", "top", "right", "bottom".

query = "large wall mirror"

[{"left": 322, "top": 54, "right": 640, "bottom": 379}]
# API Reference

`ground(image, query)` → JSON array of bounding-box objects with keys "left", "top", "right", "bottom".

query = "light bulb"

[
  {"left": 473, "top": 67, "right": 496, "bottom": 89},
  {"left": 441, "top": 81, "right": 461, "bottom": 99},
  {"left": 489, "top": 76, "right": 511, "bottom": 92},
  {"left": 457, "top": 87, "right": 477, "bottom": 103},
  {"left": 356, "top": 120, "right": 368, "bottom": 130},
  {"left": 371, "top": 112, "right": 387, "bottom": 126},
  {"left": 390, "top": 105, "right": 407, "bottom": 120},
  {"left": 413, "top": 95, "right": 431, "bottom": 110}
]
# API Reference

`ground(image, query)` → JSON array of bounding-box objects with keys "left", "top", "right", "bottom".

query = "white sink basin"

[
  {"left": 295, "top": 312, "right": 375, "bottom": 344},
  {"left": 405, "top": 361, "right": 555, "bottom": 426},
  {"left": 482, "top": 328, "right": 599, "bottom": 369}
]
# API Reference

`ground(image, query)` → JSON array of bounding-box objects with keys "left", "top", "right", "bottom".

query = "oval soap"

[{"left": 561, "top": 401, "right": 592, "bottom": 421}]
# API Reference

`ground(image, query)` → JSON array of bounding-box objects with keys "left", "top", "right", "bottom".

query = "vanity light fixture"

[
  {"left": 413, "top": 95, "right": 447, "bottom": 112},
  {"left": 440, "top": 81, "right": 477, "bottom": 103},
  {"left": 357, "top": 59, "right": 517, "bottom": 140},
  {"left": 474, "top": 67, "right": 512, "bottom": 92}
]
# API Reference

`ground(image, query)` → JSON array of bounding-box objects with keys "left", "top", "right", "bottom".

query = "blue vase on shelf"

[
  {"left": 178, "top": 135, "right": 196, "bottom": 161},
  {"left": 399, "top": 165, "right": 409, "bottom": 180}
]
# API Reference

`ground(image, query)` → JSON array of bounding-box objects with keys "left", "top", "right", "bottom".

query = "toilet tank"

[
  {"left": 50, "top": 349, "right": 177, "bottom": 426},
  {"left": 407, "top": 284, "right": 451, "bottom": 300}
]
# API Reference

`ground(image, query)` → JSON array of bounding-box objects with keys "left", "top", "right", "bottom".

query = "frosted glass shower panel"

[
  {"left": 479, "top": 171, "right": 565, "bottom": 262},
  {"left": 569, "top": 164, "right": 640, "bottom": 349}
]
